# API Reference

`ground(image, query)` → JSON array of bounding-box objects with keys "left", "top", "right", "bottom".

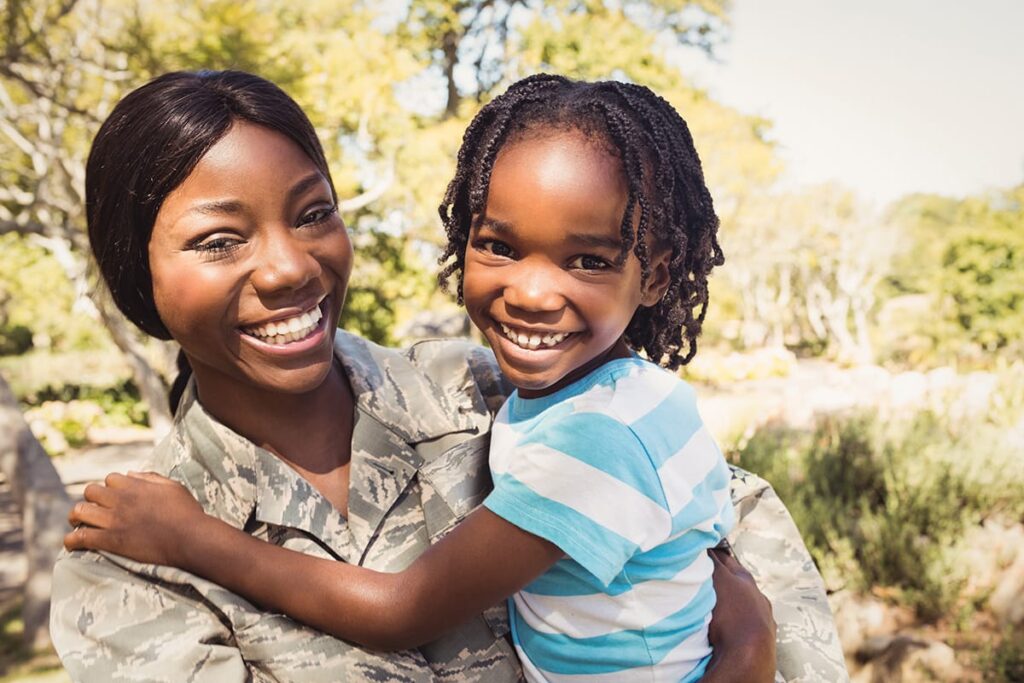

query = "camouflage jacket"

[{"left": 51, "top": 332, "right": 847, "bottom": 682}]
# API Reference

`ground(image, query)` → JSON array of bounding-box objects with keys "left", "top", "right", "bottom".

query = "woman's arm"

[
  {"left": 727, "top": 467, "right": 849, "bottom": 681},
  {"left": 51, "top": 549, "right": 252, "bottom": 682},
  {"left": 66, "top": 472, "right": 564, "bottom": 650}
]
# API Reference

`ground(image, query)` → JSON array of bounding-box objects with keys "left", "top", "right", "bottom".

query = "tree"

[
  {"left": 887, "top": 186, "right": 1024, "bottom": 362},
  {"left": 2, "top": 0, "right": 775, "bottom": 422}
]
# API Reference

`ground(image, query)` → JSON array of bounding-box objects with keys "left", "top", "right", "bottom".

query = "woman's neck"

[{"left": 190, "top": 360, "right": 355, "bottom": 475}]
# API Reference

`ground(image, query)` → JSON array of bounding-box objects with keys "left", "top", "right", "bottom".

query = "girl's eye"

[
  {"left": 478, "top": 240, "right": 515, "bottom": 258},
  {"left": 299, "top": 204, "right": 338, "bottom": 227},
  {"left": 569, "top": 254, "right": 611, "bottom": 271}
]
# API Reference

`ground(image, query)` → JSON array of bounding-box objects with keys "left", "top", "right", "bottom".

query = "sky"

[{"left": 674, "top": 0, "right": 1024, "bottom": 205}]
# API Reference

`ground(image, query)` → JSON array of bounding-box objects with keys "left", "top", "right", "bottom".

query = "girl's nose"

[
  {"left": 250, "top": 228, "right": 321, "bottom": 295},
  {"left": 503, "top": 262, "right": 566, "bottom": 312}
]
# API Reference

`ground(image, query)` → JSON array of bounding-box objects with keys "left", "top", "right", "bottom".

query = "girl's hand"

[
  {"left": 64, "top": 472, "right": 206, "bottom": 568},
  {"left": 703, "top": 547, "right": 777, "bottom": 682}
]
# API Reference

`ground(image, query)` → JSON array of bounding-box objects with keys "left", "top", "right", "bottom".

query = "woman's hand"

[
  {"left": 703, "top": 546, "right": 777, "bottom": 682},
  {"left": 65, "top": 472, "right": 207, "bottom": 567}
]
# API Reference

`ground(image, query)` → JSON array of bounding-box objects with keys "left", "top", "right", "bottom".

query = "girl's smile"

[{"left": 462, "top": 129, "right": 669, "bottom": 398}]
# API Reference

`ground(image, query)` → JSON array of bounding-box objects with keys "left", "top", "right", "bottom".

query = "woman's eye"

[
  {"left": 191, "top": 236, "right": 242, "bottom": 255},
  {"left": 299, "top": 204, "right": 338, "bottom": 227},
  {"left": 569, "top": 255, "right": 610, "bottom": 270}
]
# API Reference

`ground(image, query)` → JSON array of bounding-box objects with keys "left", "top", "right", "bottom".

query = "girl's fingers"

[
  {"left": 68, "top": 501, "right": 115, "bottom": 530},
  {"left": 64, "top": 524, "right": 115, "bottom": 553},
  {"left": 127, "top": 471, "right": 175, "bottom": 486},
  {"left": 83, "top": 482, "right": 117, "bottom": 507},
  {"left": 103, "top": 471, "right": 132, "bottom": 489}
]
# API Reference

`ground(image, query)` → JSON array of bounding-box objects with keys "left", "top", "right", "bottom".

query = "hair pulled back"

[
  {"left": 87, "top": 70, "right": 333, "bottom": 338},
  {"left": 86, "top": 70, "right": 333, "bottom": 410},
  {"left": 438, "top": 74, "right": 723, "bottom": 370}
]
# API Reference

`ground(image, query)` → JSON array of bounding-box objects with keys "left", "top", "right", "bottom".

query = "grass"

[{"left": 0, "top": 602, "right": 67, "bottom": 683}]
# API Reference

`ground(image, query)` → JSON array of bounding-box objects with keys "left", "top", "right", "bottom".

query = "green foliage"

[
  {"left": 732, "top": 406, "right": 1024, "bottom": 621},
  {"left": 885, "top": 186, "right": 1024, "bottom": 366},
  {"left": 0, "top": 235, "right": 107, "bottom": 354},
  {"left": 983, "top": 626, "right": 1024, "bottom": 683}
]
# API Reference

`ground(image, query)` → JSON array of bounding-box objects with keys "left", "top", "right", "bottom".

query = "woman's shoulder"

[{"left": 335, "top": 331, "right": 512, "bottom": 416}]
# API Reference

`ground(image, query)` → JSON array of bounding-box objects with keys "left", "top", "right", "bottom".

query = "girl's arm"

[{"left": 66, "top": 472, "right": 563, "bottom": 650}]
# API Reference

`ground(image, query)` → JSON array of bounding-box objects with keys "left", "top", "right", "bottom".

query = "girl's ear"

[{"left": 640, "top": 246, "right": 671, "bottom": 307}]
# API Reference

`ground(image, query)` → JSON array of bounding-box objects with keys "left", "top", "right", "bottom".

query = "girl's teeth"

[{"left": 499, "top": 323, "right": 570, "bottom": 350}]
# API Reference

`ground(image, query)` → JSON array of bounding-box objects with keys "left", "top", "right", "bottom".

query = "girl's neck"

[{"left": 190, "top": 361, "right": 355, "bottom": 474}]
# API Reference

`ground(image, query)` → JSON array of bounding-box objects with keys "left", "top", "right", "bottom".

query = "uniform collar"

[
  {"left": 155, "top": 331, "right": 482, "bottom": 557},
  {"left": 334, "top": 331, "right": 479, "bottom": 442}
]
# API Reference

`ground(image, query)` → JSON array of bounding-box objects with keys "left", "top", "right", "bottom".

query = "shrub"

[
  {"left": 731, "top": 407, "right": 1024, "bottom": 621},
  {"left": 983, "top": 627, "right": 1024, "bottom": 683}
]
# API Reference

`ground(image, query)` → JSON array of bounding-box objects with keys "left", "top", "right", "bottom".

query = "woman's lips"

[{"left": 238, "top": 300, "right": 331, "bottom": 356}]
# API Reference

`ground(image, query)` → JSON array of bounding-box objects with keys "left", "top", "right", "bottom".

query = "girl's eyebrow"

[
  {"left": 566, "top": 233, "right": 623, "bottom": 251},
  {"left": 478, "top": 215, "right": 622, "bottom": 250},
  {"left": 477, "top": 215, "right": 514, "bottom": 234}
]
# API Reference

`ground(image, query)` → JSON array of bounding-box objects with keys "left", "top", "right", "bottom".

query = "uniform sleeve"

[
  {"left": 50, "top": 550, "right": 250, "bottom": 683},
  {"left": 726, "top": 467, "right": 850, "bottom": 683},
  {"left": 483, "top": 412, "right": 671, "bottom": 586}
]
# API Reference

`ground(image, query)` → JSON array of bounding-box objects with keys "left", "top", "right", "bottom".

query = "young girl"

[{"left": 68, "top": 74, "right": 770, "bottom": 681}]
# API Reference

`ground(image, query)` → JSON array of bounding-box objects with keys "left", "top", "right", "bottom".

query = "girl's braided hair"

[{"left": 438, "top": 74, "right": 723, "bottom": 369}]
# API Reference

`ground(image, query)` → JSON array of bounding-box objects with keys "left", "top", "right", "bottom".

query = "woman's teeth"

[
  {"left": 499, "top": 323, "right": 571, "bottom": 350},
  {"left": 244, "top": 305, "right": 323, "bottom": 345}
]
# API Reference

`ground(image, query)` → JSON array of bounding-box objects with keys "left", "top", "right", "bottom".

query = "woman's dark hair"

[
  {"left": 438, "top": 74, "right": 723, "bottom": 370},
  {"left": 86, "top": 70, "right": 334, "bottom": 411}
]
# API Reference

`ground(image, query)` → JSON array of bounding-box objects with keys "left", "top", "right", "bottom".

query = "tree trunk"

[
  {"left": 442, "top": 29, "right": 460, "bottom": 119},
  {"left": 94, "top": 293, "right": 173, "bottom": 438},
  {"left": 0, "top": 375, "right": 72, "bottom": 651}
]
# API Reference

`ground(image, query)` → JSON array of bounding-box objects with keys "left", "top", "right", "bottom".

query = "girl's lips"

[{"left": 492, "top": 323, "right": 579, "bottom": 365}]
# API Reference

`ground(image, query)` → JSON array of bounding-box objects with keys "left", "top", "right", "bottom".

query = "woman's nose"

[
  {"left": 250, "top": 228, "right": 321, "bottom": 294},
  {"left": 503, "top": 261, "right": 566, "bottom": 312}
]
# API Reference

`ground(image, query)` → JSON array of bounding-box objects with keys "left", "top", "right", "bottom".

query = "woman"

[{"left": 50, "top": 70, "right": 847, "bottom": 682}]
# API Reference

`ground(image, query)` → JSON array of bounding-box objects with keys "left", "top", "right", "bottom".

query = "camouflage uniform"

[{"left": 51, "top": 332, "right": 848, "bottom": 682}]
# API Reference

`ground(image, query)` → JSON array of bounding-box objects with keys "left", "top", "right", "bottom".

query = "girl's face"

[
  {"left": 463, "top": 130, "right": 669, "bottom": 398},
  {"left": 148, "top": 121, "right": 353, "bottom": 398}
]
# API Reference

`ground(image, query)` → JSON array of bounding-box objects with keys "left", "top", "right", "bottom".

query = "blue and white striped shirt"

[{"left": 483, "top": 357, "right": 734, "bottom": 682}]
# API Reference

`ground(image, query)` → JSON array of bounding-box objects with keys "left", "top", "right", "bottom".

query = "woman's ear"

[{"left": 640, "top": 246, "right": 671, "bottom": 307}]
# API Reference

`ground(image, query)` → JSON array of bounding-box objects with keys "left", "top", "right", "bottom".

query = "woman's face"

[{"left": 148, "top": 121, "right": 353, "bottom": 397}]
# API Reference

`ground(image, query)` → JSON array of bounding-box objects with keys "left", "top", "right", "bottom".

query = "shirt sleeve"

[
  {"left": 50, "top": 550, "right": 251, "bottom": 682},
  {"left": 483, "top": 411, "right": 671, "bottom": 586},
  {"left": 727, "top": 467, "right": 850, "bottom": 682}
]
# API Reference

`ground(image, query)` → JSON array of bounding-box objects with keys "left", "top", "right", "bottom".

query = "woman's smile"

[{"left": 148, "top": 121, "right": 353, "bottom": 397}]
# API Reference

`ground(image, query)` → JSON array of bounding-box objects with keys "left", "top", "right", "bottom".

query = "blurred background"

[{"left": 0, "top": 0, "right": 1021, "bottom": 680}]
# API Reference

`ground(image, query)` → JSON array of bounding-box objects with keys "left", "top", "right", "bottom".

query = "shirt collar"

[{"left": 156, "top": 331, "right": 481, "bottom": 545}]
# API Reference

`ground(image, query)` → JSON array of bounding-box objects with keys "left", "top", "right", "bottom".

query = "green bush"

[
  {"left": 983, "top": 627, "right": 1024, "bottom": 683},
  {"left": 731, "top": 408, "right": 1024, "bottom": 621}
]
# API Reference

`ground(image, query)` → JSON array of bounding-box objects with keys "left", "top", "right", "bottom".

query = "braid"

[{"left": 438, "top": 74, "right": 722, "bottom": 370}]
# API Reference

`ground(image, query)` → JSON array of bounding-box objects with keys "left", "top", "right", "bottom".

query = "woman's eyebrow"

[
  {"left": 189, "top": 199, "right": 244, "bottom": 216},
  {"left": 186, "top": 172, "right": 328, "bottom": 218},
  {"left": 287, "top": 172, "right": 328, "bottom": 202}
]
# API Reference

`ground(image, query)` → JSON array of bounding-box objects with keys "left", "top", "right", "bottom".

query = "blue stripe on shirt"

[
  {"left": 485, "top": 472, "right": 641, "bottom": 585},
  {"left": 511, "top": 578, "right": 717, "bottom": 675},
  {"left": 515, "top": 412, "right": 667, "bottom": 507}
]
